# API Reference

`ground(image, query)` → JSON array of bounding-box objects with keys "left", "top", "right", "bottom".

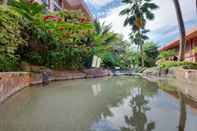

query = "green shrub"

[
  {"left": 158, "top": 50, "right": 176, "bottom": 60},
  {"left": 159, "top": 61, "right": 197, "bottom": 70},
  {"left": 0, "top": 5, "right": 26, "bottom": 71},
  {"left": 11, "top": 0, "right": 94, "bottom": 70},
  {"left": 0, "top": 55, "right": 19, "bottom": 72}
]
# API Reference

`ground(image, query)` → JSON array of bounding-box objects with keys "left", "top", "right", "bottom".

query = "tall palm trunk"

[
  {"left": 173, "top": 0, "right": 186, "bottom": 61},
  {"left": 140, "top": 44, "right": 144, "bottom": 67},
  {"left": 2, "top": 0, "right": 7, "bottom": 5},
  {"left": 196, "top": 0, "right": 197, "bottom": 14}
]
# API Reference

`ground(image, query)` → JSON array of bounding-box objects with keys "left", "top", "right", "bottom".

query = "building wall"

[
  {"left": 184, "top": 38, "right": 197, "bottom": 62},
  {"left": 163, "top": 36, "right": 197, "bottom": 62},
  {"left": 35, "top": 0, "right": 91, "bottom": 17}
]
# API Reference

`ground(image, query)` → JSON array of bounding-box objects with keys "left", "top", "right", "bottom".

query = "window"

[{"left": 41, "top": 0, "right": 48, "bottom": 5}]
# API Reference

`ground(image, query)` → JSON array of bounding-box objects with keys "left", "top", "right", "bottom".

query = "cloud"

[
  {"left": 86, "top": 0, "right": 197, "bottom": 46},
  {"left": 146, "top": 0, "right": 197, "bottom": 46},
  {"left": 86, "top": 0, "right": 114, "bottom": 7},
  {"left": 99, "top": 6, "right": 130, "bottom": 40}
]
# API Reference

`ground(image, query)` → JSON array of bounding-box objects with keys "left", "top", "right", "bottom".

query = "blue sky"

[{"left": 85, "top": 0, "right": 197, "bottom": 47}]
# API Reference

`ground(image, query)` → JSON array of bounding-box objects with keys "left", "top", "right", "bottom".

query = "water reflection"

[
  {"left": 0, "top": 76, "right": 197, "bottom": 131},
  {"left": 178, "top": 93, "right": 186, "bottom": 131},
  {"left": 92, "top": 83, "right": 102, "bottom": 96},
  {"left": 121, "top": 88, "right": 155, "bottom": 131},
  {"left": 91, "top": 78, "right": 158, "bottom": 131}
]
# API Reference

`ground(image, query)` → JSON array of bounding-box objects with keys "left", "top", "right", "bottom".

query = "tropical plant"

[
  {"left": 11, "top": 0, "right": 45, "bottom": 21},
  {"left": 129, "top": 29, "right": 149, "bottom": 67},
  {"left": 158, "top": 49, "right": 177, "bottom": 60},
  {"left": 159, "top": 61, "right": 197, "bottom": 70},
  {"left": 172, "top": 0, "right": 186, "bottom": 61},
  {"left": 0, "top": 55, "right": 19, "bottom": 72},
  {"left": 143, "top": 42, "right": 159, "bottom": 67},
  {"left": 10, "top": 0, "right": 95, "bottom": 70},
  {"left": 0, "top": 5, "right": 26, "bottom": 71},
  {"left": 91, "top": 21, "right": 117, "bottom": 57},
  {"left": 120, "top": 0, "right": 158, "bottom": 67}
]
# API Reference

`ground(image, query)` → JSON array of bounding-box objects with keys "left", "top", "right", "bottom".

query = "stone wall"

[
  {"left": 0, "top": 72, "right": 30, "bottom": 103},
  {"left": 175, "top": 69, "right": 197, "bottom": 85},
  {"left": 143, "top": 67, "right": 197, "bottom": 101},
  {"left": 143, "top": 67, "right": 197, "bottom": 85},
  {"left": 0, "top": 69, "right": 113, "bottom": 103}
]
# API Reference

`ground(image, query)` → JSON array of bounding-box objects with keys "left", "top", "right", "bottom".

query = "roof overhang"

[
  {"left": 159, "top": 28, "right": 197, "bottom": 51},
  {"left": 63, "top": 0, "right": 93, "bottom": 19}
]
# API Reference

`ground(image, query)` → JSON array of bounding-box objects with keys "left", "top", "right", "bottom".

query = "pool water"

[{"left": 0, "top": 76, "right": 197, "bottom": 131}]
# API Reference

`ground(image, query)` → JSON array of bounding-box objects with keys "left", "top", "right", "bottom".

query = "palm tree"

[
  {"left": 92, "top": 21, "right": 117, "bottom": 57},
  {"left": 196, "top": 0, "right": 197, "bottom": 14},
  {"left": 120, "top": 0, "right": 158, "bottom": 67},
  {"left": 130, "top": 29, "right": 149, "bottom": 67},
  {"left": 172, "top": 0, "right": 186, "bottom": 61},
  {"left": 1, "top": 0, "right": 7, "bottom": 4}
]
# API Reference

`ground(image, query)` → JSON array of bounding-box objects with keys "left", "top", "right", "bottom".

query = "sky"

[{"left": 85, "top": 0, "right": 197, "bottom": 47}]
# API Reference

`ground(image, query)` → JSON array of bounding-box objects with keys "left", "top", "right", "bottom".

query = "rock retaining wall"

[
  {"left": 0, "top": 69, "right": 113, "bottom": 103},
  {"left": 0, "top": 72, "right": 30, "bottom": 103},
  {"left": 143, "top": 67, "right": 197, "bottom": 100},
  {"left": 143, "top": 67, "right": 197, "bottom": 86}
]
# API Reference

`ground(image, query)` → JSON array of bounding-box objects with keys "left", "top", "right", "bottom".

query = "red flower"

[
  {"left": 64, "top": 32, "right": 71, "bottom": 37},
  {"left": 48, "top": 30, "right": 53, "bottom": 34},
  {"left": 58, "top": 18, "right": 64, "bottom": 22},
  {"left": 58, "top": 26, "right": 64, "bottom": 30},
  {"left": 80, "top": 17, "right": 86, "bottom": 23},
  {"left": 44, "top": 15, "right": 62, "bottom": 22}
]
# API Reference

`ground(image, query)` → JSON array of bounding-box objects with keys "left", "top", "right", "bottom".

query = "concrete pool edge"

[
  {"left": 142, "top": 67, "right": 197, "bottom": 101},
  {"left": 0, "top": 69, "right": 113, "bottom": 103}
]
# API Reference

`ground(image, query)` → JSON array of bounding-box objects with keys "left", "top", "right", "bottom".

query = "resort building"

[
  {"left": 1, "top": 0, "right": 92, "bottom": 18},
  {"left": 159, "top": 28, "right": 197, "bottom": 62},
  {"left": 34, "top": 0, "right": 92, "bottom": 17}
]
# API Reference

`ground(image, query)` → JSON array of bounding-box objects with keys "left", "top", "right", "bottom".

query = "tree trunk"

[
  {"left": 173, "top": 0, "right": 186, "bottom": 61},
  {"left": 2, "top": 0, "right": 7, "bottom": 5},
  {"left": 196, "top": 0, "right": 197, "bottom": 15},
  {"left": 140, "top": 44, "right": 144, "bottom": 67}
]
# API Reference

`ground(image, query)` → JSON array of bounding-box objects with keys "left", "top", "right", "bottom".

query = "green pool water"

[{"left": 0, "top": 76, "right": 197, "bottom": 131}]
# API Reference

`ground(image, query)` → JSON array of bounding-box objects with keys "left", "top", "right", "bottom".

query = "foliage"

[
  {"left": 99, "top": 33, "right": 134, "bottom": 69},
  {"left": 143, "top": 42, "right": 159, "bottom": 67},
  {"left": 118, "top": 41, "right": 159, "bottom": 68},
  {"left": 193, "top": 47, "right": 197, "bottom": 53},
  {"left": 10, "top": 0, "right": 95, "bottom": 70},
  {"left": 120, "top": 0, "right": 158, "bottom": 66},
  {"left": 11, "top": 0, "right": 45, "bottom": 21},
  {"left": 1, "top": 0, "right": 148, "bottom": 71},
  {"left": 120, "top": 0, "right": 158, "bottom": 31},
  {"left": 159, "top": 61, "right": 197, "bottom": 70},
  {"left": 158, "top": 50, "right": 176, "bottom": 59},
  {"left": 0, "top": 55, "right": 19, "bottom": 72},
  {"left": 43, "top": 11, "right": 94, "bottom": 46},
  {"left": 90, "top": 21, "right": 117, "bottom": 57},
  {"left": 118, "top": 51, "right": 138, "bottom": 68},
  {"left": 0, "top": 5, "right": 26, "bottom": 71}
]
